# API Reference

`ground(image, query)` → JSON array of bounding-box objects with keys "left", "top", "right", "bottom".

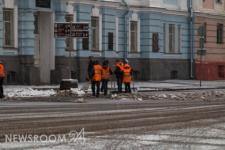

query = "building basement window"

[{"left": 218, "top": 65, "right": 225, "bottom": 78}]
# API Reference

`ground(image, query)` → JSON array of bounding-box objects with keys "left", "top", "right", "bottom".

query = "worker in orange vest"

[
  {"left": 123, "top": 59, "right": 133, "bottom": 93},
  {"left": 114, "top": 59, "right": 124, "bottom": 93},
  {"left": 0, "top": 61, "right": 6, "bottom": 98},
  {"left": 91, "top": 60, "right": 103, "bottom": 97},
  {"left": 101, "top": 60, "right": 112, "bottom": 95}
]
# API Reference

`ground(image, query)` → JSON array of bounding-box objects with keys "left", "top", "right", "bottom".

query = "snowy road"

[{"left": 1, "top": 90, "right": 225, "bottom": 149}]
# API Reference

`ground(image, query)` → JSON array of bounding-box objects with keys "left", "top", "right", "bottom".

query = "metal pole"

[
  {"left": 69, "top": 21, "right": 73, "bottom": 79},
  {"left": 188, "top": 0, "right": 194, "bottom": 79},
  {"left": 200, "top": 54, "right": 202, "bottom": 87}
]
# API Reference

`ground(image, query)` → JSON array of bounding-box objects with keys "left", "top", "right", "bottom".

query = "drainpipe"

[
  {"left": 188, "top": 0, "right": 194, "bottom": 79},
  {"left": 121, "top": 0, "right": 129, "bottom": 59}
]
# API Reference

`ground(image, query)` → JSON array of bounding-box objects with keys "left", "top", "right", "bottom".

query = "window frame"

[
  {"left": 130, "top": 21, "right": 138, "bottom": 53},
  {"left": 152, "top": 32, "right": 159, "bottom": 52},
  {"left": 3, "top": 8, "right": 15, "bottom": 48},
  {"left": 108, "top": 32, "right": 114, "bottom": 51},
  {"left": 169, "top": 24, "right": 175, "bottom": 53},
  {"left": 217, "top": 23, "right": 223, "bottom": 44},
  {"left": 91, "top": 16, "right": 100, "bottom": 51}
]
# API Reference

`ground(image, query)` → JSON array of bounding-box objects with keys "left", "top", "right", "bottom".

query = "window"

[
  {"left": 36, "top": 0, "right": 51, "bottom": 8},
  {"left": 91, "top": 16, "right": 99, "bottom": 51},
  {"left": 218, "top": 65, "right": 224, "bottom": 78},
  {"left": 169, "top": 24, "right": 175, "bottom": 53},
  {"left": 164, "top": 24, "right": 181, "bottom": 53},
  {"left": 130, "top": 21, "right": 138, "bottom": 53},
  {"left": 152, "top": 33, "right": 159, "bottom": 52},
  {"left": 108, "top": 32, "right": 114, "bottom": 51},
  {"left": 216, "top": 0, "right": 222, "bottom": 4},
  {"left": 7, "top": 71, "right": 16, "bottom": 84},
  {"left": 217, "top": 24, "right": 223, "bottom": 44},
  {"left": 3, "top": 8, "right": 14, "bottom": 47},
  {"left": 82, "top": 38, "right": 89, "bottom": 50}
]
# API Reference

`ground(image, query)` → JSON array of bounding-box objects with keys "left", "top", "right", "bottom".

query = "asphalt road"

[{"left": 1, "top": 91, "right": 225, "bottom": 149}]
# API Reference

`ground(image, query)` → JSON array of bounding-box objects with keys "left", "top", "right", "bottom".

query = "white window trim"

[
  {"left": 91, "top": 7, "right": 102, "bottom": 51},
  {"left": 73, "top": 10, "right": 77, "bottom": 51},
  {"left": 128, "top": 13, "right": 140, "bottom": 53},
  {"left": 115, "top": 17, "right": 119, "bottom": 51},
  {"left": 99, "top": 14, "right": 102, "bottom": 51},
  {"left": 3, "top": 0, "right": 18, "bottom": 48},
  {"left": 14, "top": 5, "right": 18, "bottom": 48},
  {"left": 51, "top": 12, "right": 55, "bottom": 70},
  {"left": 137, "top": 19, "right": 140, "bottom": 52}
]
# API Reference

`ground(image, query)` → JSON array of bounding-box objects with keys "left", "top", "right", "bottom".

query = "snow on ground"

[
  {"left": 71, "top": 88, "right": 85, "bottom": 97},
  {"left": 1, "top": 122, "right": 225, "bottom": 150},
  {"left": 5, "top": 87, "right": 56, "bottom": 98}
]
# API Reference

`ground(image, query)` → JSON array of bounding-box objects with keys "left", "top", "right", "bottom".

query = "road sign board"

[
  {"left": 71, "top": 31, "right": 89, "bottom": 38},
  {"left": 71, "top": 23, "right": 89, "bottom": 31},
  {"left": 54, "top": 23, "right": 89, "bottom": 38}
]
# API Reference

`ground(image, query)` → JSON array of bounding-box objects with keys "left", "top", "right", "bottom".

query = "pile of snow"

[
  {"left": 71, "top": 88, "right": 85, "bottom": 97},
  {"left": 57, "top": 88, "right": 86, "bottom": 97},
  {"left": 148, "top": 90, "right": 225, "bottom": 101},
  {"left": 6, "top": 88, "right": 56, "bottom": 98}
]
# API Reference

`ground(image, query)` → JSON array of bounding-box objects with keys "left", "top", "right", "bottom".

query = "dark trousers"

[
  {"left": 124, "top": 82, "right": 131, "bottom": 93},
  {"left": 0, "top": 78, "right": 4, "bottom": 98},
  {"left": 101, "top": 79, "right": 109, "bottom": 95},
  {"left": 116, "top": 77, "right": 123, "bottom": 93},
  {"left": 92, "top": 81, "right": 100, "bottom": 97}
]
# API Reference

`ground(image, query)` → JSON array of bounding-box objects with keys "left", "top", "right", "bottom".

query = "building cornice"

[
  {"left": 71, "top": 0, "right": 188, "bottom": 17},
  {"left": 195, "top": 11, "right": 225, "bottom": 20}
]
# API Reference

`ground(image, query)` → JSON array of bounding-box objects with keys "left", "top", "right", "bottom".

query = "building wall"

[
  {"left": 194, "top": 16, "right": 225, "bottom": 80},
  {"left": 0, "top": 0, "right": 191, "bottom": 84},
  {"left": 194, "top": 0, "right": 225, "bottom": 80}
]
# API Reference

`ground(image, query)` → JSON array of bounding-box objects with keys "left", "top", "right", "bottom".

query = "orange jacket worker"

[
  {"left": 0, "top": 63, "right": 6, "bottom": 78},
  {"left": 122, "top": 60, "right": 133, "bottom": 93},
  {"left": 101, "top": 60, "right": 112, "bottom": 95},
  {"left": 123, "top": 63, "right": 132, "bottom": 83},
  {"left": 0, "top": 61, "right": 5, "bottom": 98},
  {"left": 93, "top": 63, "right": 102, "bottom": 81},
  {"left": 91, "top": 61, "right": 102, "bottom": 97}
]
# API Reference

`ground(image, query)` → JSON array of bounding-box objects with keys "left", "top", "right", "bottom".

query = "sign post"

[{"left": 54, "top": 22, "right": 89, "bottom": 79}]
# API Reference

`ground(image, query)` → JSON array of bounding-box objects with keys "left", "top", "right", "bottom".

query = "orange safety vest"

[
  {"left": 102, "top": 67, "right": 111, "bottom": 80},
  {"left": 93, "top": 64, "right": 102, "bottom": 81},
  {"left": 123, "top": 64, "right": 132, "bottom": 83},
  {"left": 0, "top": 64, "right": 5, "bottom": 78}
]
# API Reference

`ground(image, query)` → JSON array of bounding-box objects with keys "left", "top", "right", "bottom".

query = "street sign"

[
  {"left": 71, "top": 31, "right": 89, "bottom": 38},
  {"left": 54, "top": 23, "right": 89, "bottom": 38},
  {"left": 54, "top": 23, "right": 71, "bottom": 37},
  {"left": 71, "top": 23, "right": 89, "bottom": 31}
]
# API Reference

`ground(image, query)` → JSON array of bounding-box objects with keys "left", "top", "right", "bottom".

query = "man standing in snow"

[{"left": 0, "top": 61, "right": 6, "bottom": 98}]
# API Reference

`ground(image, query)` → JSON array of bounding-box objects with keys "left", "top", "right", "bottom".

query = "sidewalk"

[
  {"left": 3, "top": 80, "right": 225, "bottom": 98},
  {"left": 134, "top": 80, "right": 225, "bottom": 91}
]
